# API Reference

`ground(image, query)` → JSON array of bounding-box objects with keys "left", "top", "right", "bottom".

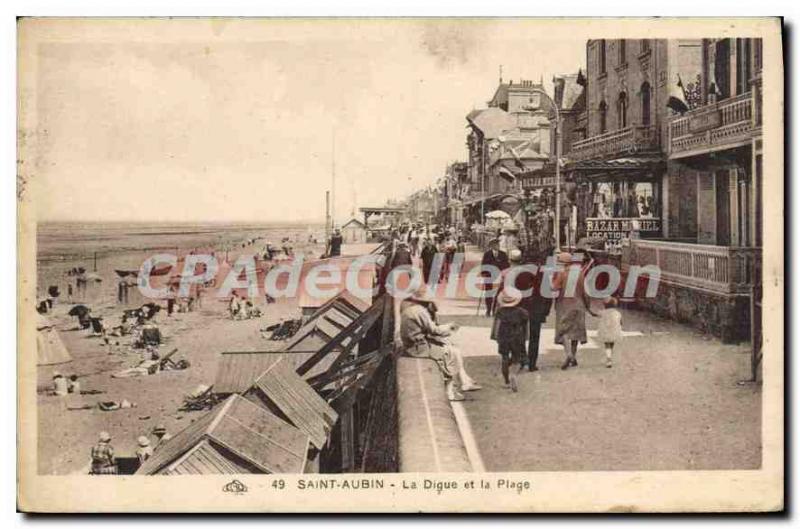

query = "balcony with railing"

[
  {"left": 669, "top": 92, "right": 757, "bottom": 158},
  {"left": 569, "top": 125, "right": 660, "bottom": 162},
  {"left": 624, "top": 239, "right": 761, "bottom": 295}
]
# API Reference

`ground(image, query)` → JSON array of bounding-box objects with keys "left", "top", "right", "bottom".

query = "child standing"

[
  {"left": 597, "top": 297, "right": 623, "bottom": 368},
  {"left": 491, "top": 290, "right": 529, "bottom": 392}
]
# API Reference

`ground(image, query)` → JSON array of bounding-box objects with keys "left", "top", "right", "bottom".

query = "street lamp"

[{"left": 526, "top": 88, "right": 562, "bottom": 250}]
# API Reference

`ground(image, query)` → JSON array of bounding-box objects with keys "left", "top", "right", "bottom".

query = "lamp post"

[{"left": 527, "top": 88, "right": 562, "bottom": 250}]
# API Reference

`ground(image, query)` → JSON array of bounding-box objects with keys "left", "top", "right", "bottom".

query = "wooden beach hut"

[{"left": 135, "top": 394, "right": 311, "bottom": 475}]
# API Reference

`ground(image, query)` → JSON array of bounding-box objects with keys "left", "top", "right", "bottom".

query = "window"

[
  {"left": 599, "top": 40, "right": 606, "bottom": 74},
  {"left": 736, "top": 38, "right": 752, "bottom": 95},
  {"left": 617, "top": 92, "right": 628, "bottom": 129},
  {"left": 754, "top": 38, "right": 763, "bottom": 71},
  {"left": 599, "top": 100, "right": 608, "bottom": 133},
  {"left": 640, "top": 82, "right": 651, "bottom": 126},
  {"left": 640, "top": 39, "right": 651, "bottom": 53},
  {"left": 618, "top": 39, "right": 626, "bottom": 65}
]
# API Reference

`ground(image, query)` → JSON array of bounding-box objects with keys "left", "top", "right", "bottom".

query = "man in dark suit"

[{"left": 480, "top": 238, "right": 509, "bottom": 316}]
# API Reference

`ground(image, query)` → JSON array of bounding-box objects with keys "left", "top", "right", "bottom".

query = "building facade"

[
  {"left": 463, "top": 79, "right": 553, "bottom": 227},
  {"left": 567, "top": 38, "right": 762, "bottom": 341}
]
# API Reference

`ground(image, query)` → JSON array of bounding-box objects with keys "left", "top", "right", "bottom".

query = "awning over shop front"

[
  {"left": 565, "top": 156, "right": 665, "bottom": 181},
  {"left": 460, "top": 193, "right": 504, "bottom": 207}
]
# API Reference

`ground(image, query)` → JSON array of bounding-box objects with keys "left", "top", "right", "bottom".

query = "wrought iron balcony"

[
  {"left": 569, "top": 125, "right": 659, "bottom": 162},
  {"left": 669, "top": 92, "right": 757, "bottom": 158}
]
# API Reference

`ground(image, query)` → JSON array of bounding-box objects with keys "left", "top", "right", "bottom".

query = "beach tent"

[
  {"left": 37, "top": 315, "right": 72, "bottom": 366},
  {"left": 136, "top": 394, "right": 311, "bottom": 475}
]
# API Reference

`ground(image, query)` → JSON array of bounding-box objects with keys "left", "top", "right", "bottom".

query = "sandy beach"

[{"left": 36, "top": 222, "right": 329, "bottom": 475}]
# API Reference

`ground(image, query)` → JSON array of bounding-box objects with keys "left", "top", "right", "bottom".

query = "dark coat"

[
  {"left": 500, "top": 265, "right": 553, "bottom": 323},
  {"left": 481, "top": 249, "right": 510, "bottom": 272}
]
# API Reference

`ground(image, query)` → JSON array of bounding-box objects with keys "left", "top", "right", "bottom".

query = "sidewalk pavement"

[{"left": 435, "top": 296, "right": 761, "bottom": 472}]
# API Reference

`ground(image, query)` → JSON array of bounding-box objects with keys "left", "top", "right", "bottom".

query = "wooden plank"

[
  {"left": 296, "top": 295, "right": 385, "bottom": 376},
  {"left": 314, "top": 318, "right": 342, "bottom": 340},
  {"left": 212, "top": 416, "right": 306, "bottom": 474},
  {"left": 256, "top": 375, "right": 329, "bottom": 449},
  {"left": 340, "top": 408, "right": 355, "bottom": 473},
  {"left": 324, "top": 307, "right": 353, "bottom": 329}
]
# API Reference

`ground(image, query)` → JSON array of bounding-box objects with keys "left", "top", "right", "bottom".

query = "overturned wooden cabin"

[{"left": 136, "top": 394, "right": 312, "bottom": 475}]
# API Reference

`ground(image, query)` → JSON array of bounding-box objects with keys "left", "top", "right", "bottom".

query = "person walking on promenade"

[
  {"left": 597, "top": 296, "right": 623, "bottom": 368},
  {"left": 491, "top": 289, "right": 528, "bottom": 392},
  {"left": 480, "top": 238, "right": 509, "bottom": 317},
  {"left": 498, "top": 248, "right": 553, "bottom": 371},
  {"left": 328, "top": 228, "right": 343, "bottom": 257},
  {"left": 420, "top": 237, "right": 437, "bottom": 284},
  {"left": 553, "top": 252, "right": 597, "bottom": 370}
]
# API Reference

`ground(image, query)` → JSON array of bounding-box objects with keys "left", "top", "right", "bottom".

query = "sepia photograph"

[{"left": 16, "top": 17, "right": 783, "bottom": 513}]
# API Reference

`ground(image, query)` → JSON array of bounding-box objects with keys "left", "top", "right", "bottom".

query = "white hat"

[
  {"left": 509, "top": 249, "right": 523, "bottom": 262},
  {"left": 137, "top": 436, "right": 150, "bottom": 447}
]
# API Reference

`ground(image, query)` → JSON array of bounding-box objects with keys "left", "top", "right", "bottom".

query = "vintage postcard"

[{"left": 17, "top": 17, "right": 783, "bottom": 512}]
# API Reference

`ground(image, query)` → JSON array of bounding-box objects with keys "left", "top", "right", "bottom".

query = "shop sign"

[
  {"left": 688, "top": 109, "right": 722, "bottom": 134},
  {"left": 585, "top": 217, "right": 661, "bottom": 240}
]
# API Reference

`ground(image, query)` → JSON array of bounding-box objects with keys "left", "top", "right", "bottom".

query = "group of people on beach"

[{"left": 89, "top": 424, "right": 172, "bottom": 475}]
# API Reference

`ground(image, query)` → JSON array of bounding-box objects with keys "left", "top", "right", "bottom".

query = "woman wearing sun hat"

[
  {"left": 553, "top": 252, "right": 597, "bottom": 370},
  {"left": 136, "top": 435, "right": 153, "bottom": 464}
]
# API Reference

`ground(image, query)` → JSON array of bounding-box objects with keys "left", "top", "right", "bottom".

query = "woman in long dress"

[{"left": 553, "top": 252, "right": 597, "bottom": 370}]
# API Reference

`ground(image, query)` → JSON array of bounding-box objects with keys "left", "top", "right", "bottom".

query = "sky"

[{"left": 28, "top": 19, "right": 586, "bottom": 223}]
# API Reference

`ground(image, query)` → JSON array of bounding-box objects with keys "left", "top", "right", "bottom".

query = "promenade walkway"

[{"left": 425, "top": 248, "right": 761, "bottom": 472}]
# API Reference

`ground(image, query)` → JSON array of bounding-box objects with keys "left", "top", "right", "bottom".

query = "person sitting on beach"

[
  {"left": 52, "top": 372, "right": 68, "bottom": 397},
  {"left": 109, "top": 314, "right": 132, "bottom": 337},
  {"left": 68, "top": 374, "right": 81, "bottom": 394},
  {"left": 244, "top": 300, "right": 262, "bottom": 319},
  {"left": 229, "top": 292, "right": 242, "bottom": 319},
  {"left": 152, "top": 424, "right": 172, "bottom": 450},
  {"left": 136, "top": 436, "right": 153, "bottom": 464}
]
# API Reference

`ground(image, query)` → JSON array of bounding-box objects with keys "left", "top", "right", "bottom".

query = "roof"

[
  {"left": 244, "top": 356, "right": 338, "bottom": 450},
  {"left": 214, "top": 351, "right": 336, "bottom": 395},
  {"left": 136, "top": 395, "right": 310, "bottom": 475},
  {"left": 466, "top": 107, "right": 516, "bottom": 139},
  {"left": 341, "top": 218, "right": 366, "bottom": 229},
  {"left": 296, "top": 258, "right": 375, "bottom": 311},
  {"left": 358, "top": 206, "right": 405, "bottom": 214},
  {"left": 164, "top": 440, "right": 255, "bottom": 475},
  {"left": 466, "top": 109, "right": 482, "bottom": 121},
  {"left": 553, "top": 73, "right": 586, "bottom": 112},
  {"left": 496, "top": 137, "right": 547, "bottom": 162},
  {"left": 488, "top": 80, "right": 546, "bottom": 108},
  {"left": 285, "top": 291, "right": 368, "bottom": 353}
]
